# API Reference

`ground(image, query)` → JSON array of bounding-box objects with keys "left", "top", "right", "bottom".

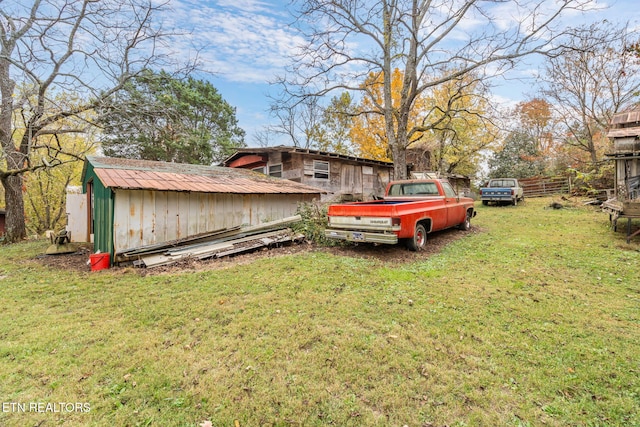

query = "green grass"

[{"left": 1, "top": 197, "right": 639, "bottom": 426}]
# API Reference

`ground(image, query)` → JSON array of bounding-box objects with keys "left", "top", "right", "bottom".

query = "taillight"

[
  {"left": 511, "top": 189, "right": 515, "bottom": 195},
  {"left": 392, "top": 217, "right": 401, "bottom": 227}
]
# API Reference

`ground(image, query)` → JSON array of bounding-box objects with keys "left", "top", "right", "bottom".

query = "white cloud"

[{"left": 160, "top": 0, "right": 303, "bottom": 83}]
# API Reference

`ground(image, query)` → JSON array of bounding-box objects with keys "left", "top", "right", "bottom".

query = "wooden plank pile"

[{"left": 115, "top": 216, "right": 304, "bottom": 268}]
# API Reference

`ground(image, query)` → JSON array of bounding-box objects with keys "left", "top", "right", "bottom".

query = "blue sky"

[{"left": 162, "top": 0, "right": 640, "bottom": 147}]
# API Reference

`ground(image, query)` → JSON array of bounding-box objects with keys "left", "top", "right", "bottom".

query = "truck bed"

[{"left": 327, "top": 197, "right": 444, "bottom": 215}]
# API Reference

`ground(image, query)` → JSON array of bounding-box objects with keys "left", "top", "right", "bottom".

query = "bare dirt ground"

[{"left": 34, "top": 226, "right": 482, "bottom": 274}]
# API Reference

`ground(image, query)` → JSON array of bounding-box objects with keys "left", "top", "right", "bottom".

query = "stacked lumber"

[{"left": 115, "top": 216, "right": 304, "bottom": 268}]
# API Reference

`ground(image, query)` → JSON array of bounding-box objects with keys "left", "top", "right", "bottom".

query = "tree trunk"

[
  {"left": 391, "top": 137, "right": 408, "bottom": 180},
  {"left": 1, "top": 174, "right": 26, "bottom": 242}
]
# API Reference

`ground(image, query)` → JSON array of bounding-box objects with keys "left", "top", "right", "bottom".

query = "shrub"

[{"left": 294, "top": 201, "right": 343, "bottom": 246}]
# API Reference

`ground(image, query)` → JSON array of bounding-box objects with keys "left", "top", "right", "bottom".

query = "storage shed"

[
  {"left": 606, "top": 108, "right": 640, "bottom": 202},
  {"left": 604, "top": 108, "right": 640, "bottom": 242},
  {"left": 223, "top": 146, "right": 394, "bottom": 201},
  {"left": 81, "top": 156, "right": 323, "bottom": 263}
]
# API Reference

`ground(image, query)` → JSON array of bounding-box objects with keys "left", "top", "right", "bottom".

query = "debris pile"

[{"left": 115, "top": 215, "right": 304, "bottom": 268}]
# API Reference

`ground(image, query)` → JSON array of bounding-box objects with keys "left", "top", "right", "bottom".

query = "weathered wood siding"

[
  {"left": 112, "top": 189, "right": 314, "bottom": 253},
  {"left": 269, "top": 153, "right": 392, "bottom": 200}
]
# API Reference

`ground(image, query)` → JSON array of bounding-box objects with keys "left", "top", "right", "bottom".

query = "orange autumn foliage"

[{"left": 350, "top": 68, "right": 429, "bottom": 161}]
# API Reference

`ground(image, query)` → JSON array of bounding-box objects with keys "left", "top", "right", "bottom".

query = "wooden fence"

[{"left": 519, "top": 176, "right": 571, "bottom": 198}]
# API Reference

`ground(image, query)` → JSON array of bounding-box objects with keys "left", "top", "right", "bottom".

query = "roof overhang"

[
  {"left": 605, "top": 153, "right": 640, "bottom": 160},
  {"left": 223, "top": 145, "right": 394, "bottom": 168},
  {"left": 606, "top": 127, "right": 640, "bottom": 138},
  {"left": 227, "top": 154, "right": 266, "bottom": 169}
]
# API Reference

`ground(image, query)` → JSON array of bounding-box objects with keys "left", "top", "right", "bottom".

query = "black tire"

[
  {"left": 458, "top": 211, "right": 472, "bottom": 231},
  {"left": 482, "top": 200, "right": 488, "bottom": 206},
  {"left": 406, "top": 223, "right": 427, "bottom": 251}
]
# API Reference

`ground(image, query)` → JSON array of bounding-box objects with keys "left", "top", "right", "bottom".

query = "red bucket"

[{"left": 90, "top": 253, "right": 110, "bottom": 271}]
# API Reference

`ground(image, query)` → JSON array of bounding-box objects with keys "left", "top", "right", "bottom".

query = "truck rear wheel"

[{"left": 406, "top": 224, "right": 427, "bottom": 251}]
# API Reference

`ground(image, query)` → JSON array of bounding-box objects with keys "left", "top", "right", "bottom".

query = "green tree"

[
  {"left": 488, "top": 131, "right": 545, "bottom": 179},
  {"left": 424, "top": 73, "right": 498, "bottom": 177},
  {"left": 315, "top": 92, "right": 356, "bottom": 155},
  {"left": 98, "top": 70, "right": 245, "bottom": 164}
]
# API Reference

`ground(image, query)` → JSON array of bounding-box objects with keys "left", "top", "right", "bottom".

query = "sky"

[{"left": 162, "top": 0, "right": 640, "bottom": 148}]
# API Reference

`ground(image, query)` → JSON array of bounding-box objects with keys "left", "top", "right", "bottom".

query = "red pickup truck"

[{"left": 325, "top": 179, "right": 476, "bottom": 250}]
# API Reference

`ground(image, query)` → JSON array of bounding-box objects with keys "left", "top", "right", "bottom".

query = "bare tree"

[
  {"left": 279, "top": 0, "right": 596, "bottom": 179},
  {"left": 269, "top": 96, "right": 324, "bottom": 149},
  {"left": 0, "top": 0, "right": 176, "bottom": 242},
  {"left": 541, "top": 21, "right": 640, "bottom": 169}
]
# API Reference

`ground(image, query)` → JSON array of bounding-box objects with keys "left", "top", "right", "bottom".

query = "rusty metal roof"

[{"left": 86, "top": 156, "right": 323, "bottom": 194}]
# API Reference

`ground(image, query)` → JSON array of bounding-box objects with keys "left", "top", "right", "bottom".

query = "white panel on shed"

[
  {"left": 142, "top": 190, "right": 156, "bottom": 245},
  {"left": 128, "top": 190, "right": 143, "bottom": 248},
  {"left": 155, "top": 191, "right": 168, "bottom": 243},
  {"left": 114, "top": 190, "right": 134, "bottom": 253},
  {"left": 187, "top": 193, "right": 199, "bottom": 237},
  {"left": 198, "top": 193, "right": 208, "bottom": 234},
  {"left": 112, "top": 189, "right": 316, "bottom": 254},
  {"left": 65, "top": 190, "right": 88, "bottom": 242},
  {"left": 166, "top": 192, "right": 180, "bottom": 241},
  {"left": 177, "top": 192, "right": 190, "bottom": 239}
]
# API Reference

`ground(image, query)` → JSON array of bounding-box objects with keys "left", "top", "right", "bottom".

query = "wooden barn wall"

[
  {"left": 112, "top": 190, "right": 315, "bottom": 253},
  {"left": 296, "top": 154, "right": 393, "bottom": 200}
]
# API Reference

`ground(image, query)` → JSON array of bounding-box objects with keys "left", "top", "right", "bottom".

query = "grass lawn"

[{"left": 1, "top": 197, "right": 639, "bottom": 426}]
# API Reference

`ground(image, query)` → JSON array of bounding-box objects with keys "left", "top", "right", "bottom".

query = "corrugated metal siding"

[{"left": 112, "top": 189, "right": 314, "bottom": 253}]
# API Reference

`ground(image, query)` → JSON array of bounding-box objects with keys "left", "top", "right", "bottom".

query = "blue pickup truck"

[{"left": 480, "top": 178, "right": 524, "bottom": 206}]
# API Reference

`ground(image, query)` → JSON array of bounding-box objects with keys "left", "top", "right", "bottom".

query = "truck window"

[
  {"left": 441, "top": 182, "right": 457, "bottom": 198},
  {"left": 388, "top": 184, "right": 403, "bottom": 196},
  {"left": 388, "top": 182, "right": 439, "bottom": 196},
  {"left": 490, "top": 179, "right": 515, "bottom": 187}
]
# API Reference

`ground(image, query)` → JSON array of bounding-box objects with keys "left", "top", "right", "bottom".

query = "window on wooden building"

[
  {"left": 268, "top": 164, "right": 283, "bottom": 178},
  {"left": 313, "top": 160, "right": 329, "bottom": 180}
]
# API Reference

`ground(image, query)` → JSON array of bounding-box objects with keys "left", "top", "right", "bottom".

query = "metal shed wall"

[{"left": 112, "top": 189, "right": 315, "bottom": 253}]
